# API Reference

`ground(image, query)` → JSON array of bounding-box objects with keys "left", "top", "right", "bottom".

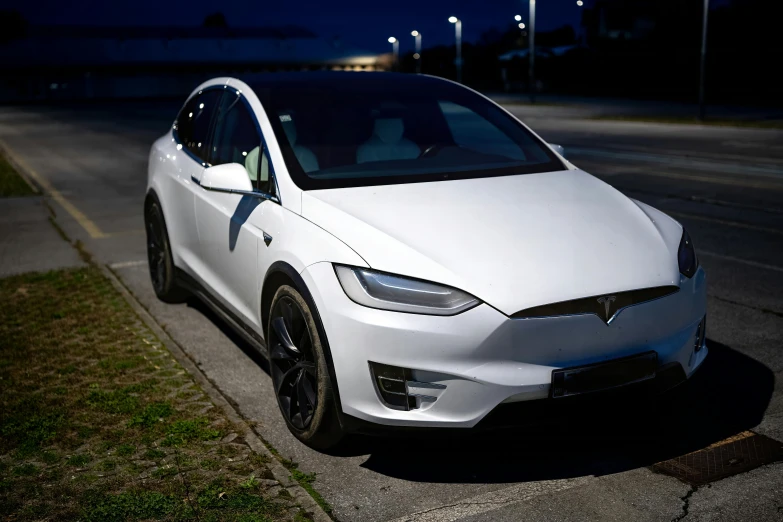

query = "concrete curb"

[
  {"left": 3, "top": 132, "right": 331, "bottom": 521},
  {"left": 0, "top": 139, "right": 42, "bottom": 194},
  {"left": 103, "top": 265, "right": 333, "bottom": 522}
]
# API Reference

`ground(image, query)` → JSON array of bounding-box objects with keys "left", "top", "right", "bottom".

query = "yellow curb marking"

[{"left": 0, "top": 138, "right": 107, "bottom": 239}]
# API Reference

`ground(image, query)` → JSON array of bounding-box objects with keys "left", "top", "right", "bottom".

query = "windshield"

[{"left": 253, "top": 77, "right": 564, "bottom": 190}]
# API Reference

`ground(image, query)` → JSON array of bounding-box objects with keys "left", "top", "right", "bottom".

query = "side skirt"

[
  {"left": 175, "top": 269, "right": 269, "bottom": 359},
  {"left": 175, "top": 266, "right": 361, "bottom": 434}
]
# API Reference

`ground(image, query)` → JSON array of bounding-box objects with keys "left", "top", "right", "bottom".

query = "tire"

[
  {"left": 267, "top": 285, "right": 343, "bottom": 450},
  {"left": 144, "top": 198, "right": 188, "bottom": 303}
]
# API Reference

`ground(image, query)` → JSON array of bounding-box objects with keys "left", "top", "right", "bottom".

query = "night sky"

[{"left": 9, "top": 0, "right": 585, "bottom": 53}]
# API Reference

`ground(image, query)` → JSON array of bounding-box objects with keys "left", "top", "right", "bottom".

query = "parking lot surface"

[{"left": 1, "top": 100, "right": 781, "bottom": 521}]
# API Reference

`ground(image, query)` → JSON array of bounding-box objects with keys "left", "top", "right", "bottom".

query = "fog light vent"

[
  {"left": 694, "top": 316, "right": 706, "bottom": 353},
  {"left": 369, "top": 362, "right": 415, "bottom": 410}
]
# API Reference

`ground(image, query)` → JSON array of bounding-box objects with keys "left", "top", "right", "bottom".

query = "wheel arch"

[
  {"left": 144, "top": 188, "right": 161, "bottom": 213},
  {"left": 261, "top": 261, "right": 346, "bottom": 423},
  {"left": 144, "top": 188, "right": 178, "bottom": 266}
]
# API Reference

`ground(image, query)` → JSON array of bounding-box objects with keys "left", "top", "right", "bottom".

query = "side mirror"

[
  {"left": 549, "top": 143, "right": 566, "bottom": 158},
  {"left": 200, "top": 163, "right": 253, "bottom": 194}
]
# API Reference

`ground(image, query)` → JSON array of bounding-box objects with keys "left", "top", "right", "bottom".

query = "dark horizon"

[{"left": 5, "top": 0, "right": 585, "bottom": 53}]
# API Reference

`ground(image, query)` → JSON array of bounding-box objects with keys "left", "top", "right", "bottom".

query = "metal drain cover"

[{"left": 653, "top": 431, "right": 783, "bottom": 485}]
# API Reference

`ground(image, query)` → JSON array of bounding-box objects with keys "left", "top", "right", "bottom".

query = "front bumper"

[{"left": 302, "top": 262, "right": 708, "bottom": 428}]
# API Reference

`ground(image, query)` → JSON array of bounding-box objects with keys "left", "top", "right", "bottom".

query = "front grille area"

[
  {"left": 512, "top": 285, "right": 679, "bottom": 324},
  {"left": 369, "top": 362, "right": 446, "bottom": 411}
]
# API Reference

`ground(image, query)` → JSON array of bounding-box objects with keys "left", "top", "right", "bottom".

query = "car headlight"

[
  {"left": 678, "top": 228, "right": 698, "bottom": 278},
  {"left": 334, "top": 265, "right": 480, "bottom": 316}
]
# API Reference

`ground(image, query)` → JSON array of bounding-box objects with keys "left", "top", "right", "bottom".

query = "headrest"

[
  {"left": 374, "top": 118, "right": 404, "bottom": 144},
  {"left": 281, "top": 119, "right": 297, "bottom": 146},
  {"left": 245, "top": 146, "right": 259, "bottom": 176}
]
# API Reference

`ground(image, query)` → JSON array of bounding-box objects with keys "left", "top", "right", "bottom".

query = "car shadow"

[
  {"left": 185, "top": 296, "right": 272, "bottom": 376},
  {"left": 228, "top": 195, "right": 260, "bottom": 252},
  {"left": 339, "top": 340, "right": 774, "bottom": 484}
]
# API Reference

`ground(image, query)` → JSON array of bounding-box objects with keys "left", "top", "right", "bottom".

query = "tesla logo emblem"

[{"left": 597, "top": 295, "right": 617, "bottom": 320}]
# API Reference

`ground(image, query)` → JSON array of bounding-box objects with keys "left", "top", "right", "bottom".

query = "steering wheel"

[{"left": 419, "top": 143, "right": 448, "bottom": 158}]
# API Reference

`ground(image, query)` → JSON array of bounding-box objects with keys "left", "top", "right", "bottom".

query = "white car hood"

[{"left": 301, "top": 170, "right": 682, "bottom": 316}]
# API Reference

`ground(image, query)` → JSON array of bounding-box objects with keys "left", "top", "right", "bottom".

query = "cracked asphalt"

[{"left": 1, "top": 99, "right": 781, "bottom": 521}]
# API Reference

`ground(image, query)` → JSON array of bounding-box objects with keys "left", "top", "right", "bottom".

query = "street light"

[
  {"left": 698, "top": 0, "right": 710, "bottom": 120},
  {"left": 514, "top": 14, "right": 522, "bottom": 22},
  {"left": 529, "top": 0, "right": 536, "bottom": 103},
  {"left": 388, "top": 36, "right": 399, "bottom": 71},
  {"left": 411, "top": 31, "right": 422, "bottom": 73},
  {"left": 411, "top": 30, "right": 422, "bottom": 73},
  {"left": 576, "top": 0, "right": 583, "bottom": 6},
  {"left": 448, "top": 16, "right": 462, "bottom": 83},
  {"left": 518, "top": 22, "right": 526, "bottom": 30}
]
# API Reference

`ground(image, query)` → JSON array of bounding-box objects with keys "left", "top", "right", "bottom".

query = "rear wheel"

[
  {"left": 268, "top": 285, "right": 343, "bottom": 450},
  {"left": 144, "top": 199, "right": 188, "bottom": 303}
]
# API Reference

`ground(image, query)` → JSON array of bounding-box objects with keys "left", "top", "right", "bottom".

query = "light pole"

[
  {"left": 698, "top": 0, "right": 710, "bottom": 120},
  {"left": 411, "top": 30, "right": 422, "bottom": 74},
  {"left": 448, "top": 16, "right": 462, "bottom": 83},
  {"left": 388, "top": 36, "right": 399, "bottom": 71},
  {"left": 528, "top": 0, "right": 536, "bottom": 103}
]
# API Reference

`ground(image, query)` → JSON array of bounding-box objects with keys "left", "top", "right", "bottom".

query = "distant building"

[
  {"left": 581, "top": 0, "right": 658, "bottom": 44},
  {"left": 0, "top": 26, "right": 387, "bottom": 102}
]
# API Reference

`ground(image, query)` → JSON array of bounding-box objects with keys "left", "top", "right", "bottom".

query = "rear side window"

[{"left": 175, "top": 90, "right": 221, "bottom": 162}]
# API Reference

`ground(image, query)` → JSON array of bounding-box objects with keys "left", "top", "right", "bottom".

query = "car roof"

[{"left": 239, "top": 71, "right": 455, "bottom": 91}]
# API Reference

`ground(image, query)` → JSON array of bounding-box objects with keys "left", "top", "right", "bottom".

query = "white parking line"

[
  {"left": 385, "top": 476, "right": 591, "bottom": 522},
  {"left": 109, "top": 260, "right": 147, "bottom": 269},
  {"left": 699, "top": 251, "right": 783, "bottom": 273}
]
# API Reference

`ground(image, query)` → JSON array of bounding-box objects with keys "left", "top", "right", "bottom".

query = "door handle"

[{"left": 262, "top": 232, "right": 273, "bottom": 246}]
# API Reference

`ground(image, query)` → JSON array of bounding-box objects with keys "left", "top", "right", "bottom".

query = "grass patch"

[
  {"left": 82, "top": 490, "right": 179, "bottom": 521},
  {"left": 0, "top": 154, "right": 35, "bottom": 197},
  {"left": 13, "top": 464, "right": 38, "bottom": 476},
  {"left": 0, "top": 267, "right": 300, "bottom": 520},
  {"left": 128, "top": 402, "right": 174, "bottom": 429},
  {"left": 86, "top": 387, "right": 140, "bottom": 414},
  {"left": 285, "top": 461, "right": 333, "bottom": 517},
  {"left": 67, "top": 454, "right": 91, "bottom": 467},
  {"left": 145, "top": 448, "right": 166, "bottom": 460},
  {"left": 162, "top": 418, "right": 221, "bottom": 447},
  {"left": 116, "top": 444, "right": 136, "bottom": 457}
]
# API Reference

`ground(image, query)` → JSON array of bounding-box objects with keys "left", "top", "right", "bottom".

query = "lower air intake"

[
  {"left": 369, "top": 362, "right": 445, "bottom": 411},
  {"left": 694, "top": 316, "right": 706, "bottom": 352}
]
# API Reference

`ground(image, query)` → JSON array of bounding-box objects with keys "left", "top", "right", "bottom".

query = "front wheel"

[
  {"left": 144, "top": 198, "right": 188, "bottom": 303},
  {"left": 268, "top": 285, "right": 343, "bottom": 450}
]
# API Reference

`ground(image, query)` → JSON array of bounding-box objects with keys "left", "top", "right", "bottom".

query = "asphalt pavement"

[
  {"left": 0, "top": 195, "right": 85, "bottom": 276},
  {"left": 0, "top": 99, "right": 781, "bottom": 521}
]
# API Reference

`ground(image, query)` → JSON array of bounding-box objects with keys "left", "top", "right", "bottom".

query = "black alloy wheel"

[
  {"left": 146, "top": 207, "right": 167, "bottom": 295},
  {"left": 144, "top": 199, "right": 187, "bottom": 303},
  {"left": 267, "top": 285, "right": 343, "bottom": 449},
  {"left": 269, "top": 296, "right": 318, "bottom": 430}
]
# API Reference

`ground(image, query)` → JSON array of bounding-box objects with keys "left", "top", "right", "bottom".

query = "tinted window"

[
  {"left": 210, "top": 93, "right": 275, "bottom": 196},
  {"left": 439, "top": 101, "right": 526, "bottom": 160},
  {"left": 175, "top": 90, "right": 221, "bottom": 162},
  {"left": 254, "top": 79, "right": 563, "bottom": 190}
]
